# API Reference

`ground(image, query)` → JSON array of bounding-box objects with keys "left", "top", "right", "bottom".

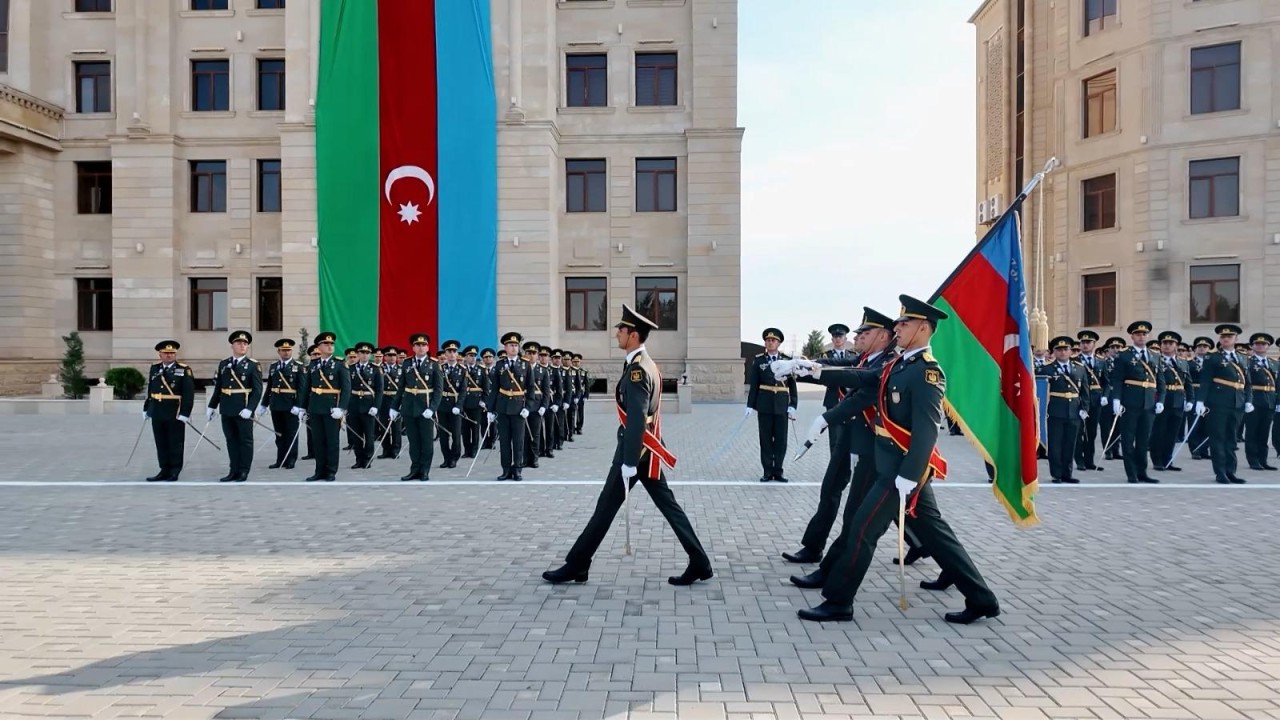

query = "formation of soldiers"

[{"left": 140, "top": 330, "right": 592, "bottom": 483}]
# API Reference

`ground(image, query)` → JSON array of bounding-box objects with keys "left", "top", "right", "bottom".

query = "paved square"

[{"left": 1, "top": 397, "right": 1278, "bottom": 719}]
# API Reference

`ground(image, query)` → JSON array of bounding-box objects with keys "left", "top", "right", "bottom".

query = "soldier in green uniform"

[
  {"left": 487, "top": 332, "right": 534, "bottom": 481},
  {"left": 391, "top": 333, "right": 444, "bottom": 481},
  {"left": 460, "top": 345, "right": 488, "bottom": 458},
  {"left": 346, "top": 342, "right": 383, "bottom": 469},
  {"left": 1243, "top": 332, "right": 1276, "bottom": 471},
  {"left": 297, "top": 332, "right": 350, "bottom": 481},
  {"left": 543, "top": 304, "right": 713, "bottom": 586},
  {"left": 1187, "top": 337, "right": 1213, "bottom": 460},
  {"left": 795, "top": 295, "right": 1000, "bottom": 625},
  {"left": 377, "top": 346, "right": 403, "bottom": 459},
  {"left": 521, "top": 341, "right": 551, "bottom": 468},
  {"left": 1106, "top": 322, "right": 1164, "bottom": 483},
  {"left": 1193, "top": 323, "right": 1252, "bottom": 484},
  {"left": 259, "top": 338, "right": 305, "bottom": 470},
  {"left": 746, "top": 328, "right": 799, "bottom": 482},
  {"left": 1073, "top": 330, "right": 1105, "bottom": 472},
  {"left": 1036, "top": 336, "right": 1091, "bottom": 484},
  {"left": 300, "top": 344, "right": 320, "bottom": 461},
  {"left": 480, "top": 348, "right": 498, "bottom": 450},
  {"left": 435, "top": 340, "right": 466, "bottom": 468},
  {"left": 570, "top": 353, "right": 588, "bottom": 437},
  {"left": 1099, "top": 337, "right": 1126, "bottom": 460},
  {"left": 143, "top": 340, "right": 195, "bottom": 482},
  {"left": 206, "top": 330, "right": 264, "bottom": 483},
  {"left": 1150, "top": 331, "right": 1191, "bottom": 472}
]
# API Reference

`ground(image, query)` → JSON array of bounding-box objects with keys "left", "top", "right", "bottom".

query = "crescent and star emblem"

[{"left": 383, "top": 165, "right": 436, "bottom": 225}]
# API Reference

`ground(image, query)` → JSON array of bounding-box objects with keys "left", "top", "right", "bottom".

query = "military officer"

[
  {"left": 1244, "top": 332, "right": 1277, "bottom": 471},
  {"left": 1073, "top": 330, "right": 1105, "bottom": 472},
  {"left": 487, "top": 332, "right": 534, "bottom": 481},
  {"left": 1099, "top": 337, "right": 1127, "bottom": 461},
  {"left": 297, "top": 332, "right": 350, "bottom": 481},
  {"left": 818, "top": 322, "right": 854, "bottom": 454},
  {"left": 301, "top": 344, "right": 321, "bottom": 461},
  {"left": 573, "top": 353, "right": 590, "bottom": 436},
  {"left": 1150, "top": 331, "right": 1191, "bottom": 472},
  {"left": 142, "top": 340, "right": 195, "bottom": 482},
  {"left": 1187, "top": 337, "right": 1213, "bottom": 460},
  {"left": 795, "top": 295, "right": 1000, "bottom": 625},
  {"left": 553, "top": 349, "right": 574, "bottom": 451},
  {"left": 460, "top": 345, "right": 488, "bottom": 458},
  {"left": 535, "top": 346, "right": 557, "bottom": 458},
  {"left": 542, "top": 304, "right": 713, "bottom": 587},
  {"left": 522, "top": 340, "right": 552, "bottom": 469},
  {"left": 436, "top": 340, "right": 465, "bottom": 468},
  {"left": 747, "top": 328, "right": 799, "bottom": 482},
  {"left": 1194, "top": 323, "right": 1252, "bottom": 484},
  {"left": 1106, "top": 322, "right": 1164, "bottom": 484},
  {"left": 259, "top": 338, "right": 306, "bottom": 470},
  {"left": 480, "top": 348, "right": 498, "bottom": 450},
  {"left": 1036, "top": 336, "right": 1090, "bottom": 483},
  {"left": 206, "top": 330, "right": 264, "bottom": 482},
  {"left": 391, "top": 333, "right": 443, "bottom": 481},
  {"left": 377, "top": 346, "right": 404, "bottom": 459},
  {"left": 345, "top": 342, "right": 383, "bottom": 469}
]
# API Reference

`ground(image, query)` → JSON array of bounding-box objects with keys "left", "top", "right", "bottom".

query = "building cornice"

[
  {"left": 0, "top": 84, "right": 65, "bottom": 121},
  {"left": 968, "top": 0, "right": 1000, "bottom": 24}
]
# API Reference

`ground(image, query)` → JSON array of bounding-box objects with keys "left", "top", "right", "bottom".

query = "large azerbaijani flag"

[
  {"left": 929, "top": 198, "right": 1040, "bottom": 526},
  {"left": 316, "top": 0, "right": 497, "bottom": 348}
]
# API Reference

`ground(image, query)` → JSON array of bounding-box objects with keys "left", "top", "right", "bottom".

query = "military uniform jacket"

[
  {"left": 461, "top": 363, "right": 489, "bottom": 410},
  {"left": 529, "top": 363, "right": 552, "bottom": 412},
  {"left": 379, "top": 364, "right": 403, "bottom": 407},
  {"left": 262, "top": 359, "right": 306, "bottom": 412},
  {"left": 345, "top": 363, "right": 384, "bottom": 413},
  {"left": 143, "top": 362, "right": 195, "bottom": 420},
  {"left": 438, "top": 363, "right": 466, "bottom": 412},
  {"left": 299, "top": 357, "right": 351, "bottom": 414},
  {"left": 747, "top": 353, "right": 799, "bottom": 414},
  {"left": 487, "top": 356, "right": 533, "bottom": 415},
  {"left": 1076, "top": 355, "right": 1105, "bottom": 407},
  {"left": 616, "top": 348, "right": 666, "bottom": 468},
  {"left": 1247, "top": 357, "right": 1276, "bottom": 408},
  {"left": 1188, "top": 356, "right": 1207, "bottom": 396},
  {"left": 823, "top": 349, "right": 897, "bottom": 455},
  {"left": 577, "top": 368, "right": 590, "bottom": 400},
  {"left": 1157, "top": 356, "right": 1191, "bottom": 408},
  {"left": 1106, "top": 348, "right": 1165, "bottom": 410},
  {"left": 1195, "top": 351, "right": 1251, "bottom": 410},
  {"left": 818, "top": 348, "right": 857, "bottom": 409},
  {"left": 208, "top": 356, "right": 264, "bottom": 416},
  {"left": 1036, "top": 361, "right": 1089, "bottom": 418},
  {"left": 394, "top": 357, "right": 444, "bottom": 416}
]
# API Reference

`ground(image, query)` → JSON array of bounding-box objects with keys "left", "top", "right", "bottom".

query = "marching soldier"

[
  {"left": 460, "top": 345, "right": 488, "bottom": 458},
  {"left": 143, "top": 340, "right": 195, "bottom": 482},
  {"left": 523, "top": 340, "right": 551, "bottom": 468},
  {"left": 1106, "top": 322, "right": 1164, "bottom": 484},
  {"left": 572, "top": 353, "right": 589, "bottom": 436},
  {"left": 1244, "top": 332, "right": 1276, "bottom": 471},
  {"left": 1036, "top": 336, "right": 1090, "bottom": 484},
  {"left": 1099, "top": 337, "right": 1126, "bottom": 461},
  {"left": 542, "top": 304, "right": 713, "bottom": 587},
  {"left": 488, "top": 332, "right": 534, "bottom": 481},
  {"left": 747, "top": 328, "right": 799, "bottom": 482},
  {"left": 378, "top": 346, "right": 404, "bottom": 459},
  {"left": 259, "top": 338, "right": 306, "bottom": 470},
  {"left": 437, "top": 340, "right": 465, "bottom": 468},
  {"left": 298, "top": 332, "right": 350, "bottom": 482},
  {"left": 480, "top": 348, "right": 498, "bottom": 450},
  {"left": 391, "top": 333, "right": 443, "bottom": 481},
  {"left": 818, "top": 322, "right": 854, "bottom": 453},
  {"left": 536, "top": 346, "right": 557, "bottom": 458},
  {"left": 1187, "top": 337, "right": 1214, "bottom": 460},
  {"left": 346, "top": 342, "right": 383, "bottom": 469},
  {"left": 1150, "top": 331, "right": 1191, "bottom": 472},
  {"left": 1193, "top": 323, "right": 1251, "bottom": 484},
  {"left": 301, "top": 344, "right": 321, "bottom": 461},
  {"left": 1074, "top": 330, "right": 1105, "bottom": 472},
  {"left": 206, "top": 330, "right": 264, "bottom": 483}
]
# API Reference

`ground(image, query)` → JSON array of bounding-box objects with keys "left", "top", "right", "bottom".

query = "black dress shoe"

[
  {"left": 401, "top": 473, "right": 422, "bottom": 481},
  {"left": 283, "top": 463, "right": 295, "bottom": 470},
  {"left": 1093, "top": 466, "right": 1104, "bottom": 471},
  {"left": 542, "top": 564, "right": 588, "bottom": 584},
  {"left": 1151, "top": 466, "right": 1166, "bottom": 472},
  {"left": 268, "top": 462, "right": 282, "bottom": 469},
  {"left": 305, "top": 475, "right": 321, "bottom": 482},
  {"left": 797, "top": 600, "right": 853, "bottom": 622},
  {"left": 1061, "top": 477, "right": 1079, "bottom": 484},
  {"left": 325, "top": 475, "right": 336, "bottom": 482},
  {"left": 1216, "top": 476, "right": 1231, "bottom": 484},
  {"left": 527, "top": 461, "right": 539, "bottom": 469},
  {"left": 774, "top": 476, "right": 790, "bottom": 483},
  {"left": 439, "top": 461, "right": 450, "bottom": 469},
  {"left": 668, "top": 565, "right": 714, "bottom": 586},
  {"left": 944, "top": 606, "right": 1000, "bottom": 624},
  {"left": 377, "top": 453, "right": 394, "bottom": 459},
  {"left": 789, "top": 570, "right": 825, "bottom": 589},
  {"left": 350, "top": 463, "right": 364, "bottom": 470},
  {"left": 1051, "top": 478, "right": 1061, "bottom": 484},
  {"left": 1228, "top": 475, "right": 1247, "bottom": 484},
  {"left": 511, "top": 473, "right": 522, "bottom": 482},
  {"left": 1166, "top": 465, "right": 1182, "bottom": 472},
  {"left": 218, "top": 474, "right": 236, "bottom": 483},
  {"left": 920, "top": 575, "right": 954, "bottom": 591},
  {"left": 1138, "top": 476, "right": 1159, "bottom": 484},
  {"left": 342, "top": 445, "right": 352, "bottom": 451},
  {"left": 1264, "top": 465, "right": 1278, "bottom": 471},
  {"left": 495, "top": 473, "right": 510, "bottom": 481},
  {"left": 1075, "top": 464, "right": 1088, "bottom": 472},
  {"left": 145, "top": 473, "right": 168, "bottom": 482},
  {"left": 781, "top": 548, "right": 822, "bottom": 564},
  {"left": 892, "top": 547, "right": 930, "bottom": 566},
  {"left": 234, "top": 473, "right": 248, "bottom": 482},
  {"left": 759, "top": 476, "right": 771, "bottom": 483},
  {"left": 301, "top": 454, "right": 315, "bottom": 460}
]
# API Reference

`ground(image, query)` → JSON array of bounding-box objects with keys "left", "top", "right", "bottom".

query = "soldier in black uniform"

[
  {"left": 549, "top": 349, "right": 569, "bottom": 451},
  {"left": 1150, "top": 331, "right": 1191, "bottom": 472},
  {"left": 301, "top": 344, "right": 320, "bottom": 461},
  {"left": 817, "top": 322, "right": 854, "bottom": 453},
  {"left": 1187, "top": 337, "right": 1213, "bottom": 460},
  {"left": 435, "top": 340, "right": 465, "bottom": 468},
  {"left": 346, "top": 342, "right": 383, "bottom": 469},
  {"left": 377, "top": 346, "right": 403, "bottom": 459},
  {"left": 480, "top": 348, "right": 498, "bottom": 450},
  {"left": 573, "top": 353, "right": 590, "bottom": 436},
  {"left": 1036, "top": 336, "right": 1091, "bottom": 484},
  {"left": 206, "top": 330, "right": 264, "bottom": 483},
  {"left": 522, "top": 340, "right": 551, "bottom": 468},
  {"left": 460, "top": 345, "right": 488, "bottom": 458},
  {"left": 1106, "top": 322, "right": 1164, "bottom": 483},
  {"left": 1073, "top": 330, "right": 1105, "bottom": 472},
  {"left": 1243, "top": 332, "right": 1276, "bottom": 471},
  {"left": 1099, "top": 337, "right": 1126, "bottom": 460},
  {"left": 542, "top": 304, "right": 713, "bottom": 586},
  {"left": 298, "top": 332, "right": 350, "bottom": 481},
  {"left": 1194, "top": 324, "right": 1251, "bottom": 483},
  {"left": 487, "top": 332, "right": 534, "bottom": 481},
  {"left": 536, "top": 346, "right": 557, "bottom": 458},
  {"left": 392, "top": 333, "right": 443, "bottom": 481},
  {"left": 260, "top": 338, "right": 305, "bottom": 470},
  {"left": 746, "top": 328, "right": 799, "bottom": 482},
  {"left": 796, "top": 295, "right": 999, "bottom": 625},
  {"left": 143, "top": 340, "right": 195, "bottom": 482}
]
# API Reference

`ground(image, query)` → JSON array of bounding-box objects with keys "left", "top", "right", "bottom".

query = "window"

[
  {"left": 1083, "top": 69, "right": 1116, "bottom": 137},
  {"left": 1189, "top": 157, "right": 1239, "bottom": 219},
  {"left": 256, "top": 58, "right": 285, "bottom": 111},
  {"left": 0, "top": 0, "right": 8, "bottom": 73},
  {"left": 190, "top": 160, "right": 227, "bottom": 213},
  {"left": 636, "top": 157, "right": 676, "bottom": 212},
  {"left": 256, "top": 0, "right": 284, "bottom": 7},
  {"left": 566, "top": 159, "right": 606, "bottom": 213},
  {"left": 76, "top": 161, "right": 112, "bottom": 214},
  {"left": 258, "top": 159, "right": 281, "bottom": 212},
  {"left": 191, "top": 60, "right": 230, "bottom": 111},
  {"left": 565, "top": 277, "right": 608, "bottom": 331},
  {"left": 76, "top": 278, "right": 113, "bottom": 331},
  {"left": 75, "top": 0, "right": 112, "bottom": 11},
  {"left": 73, "top": 61, "right": 111, "bottom": 113},
  {"left": 190, "top": 278, "right": 228, "bottom": 331},
  {"left": 635, "top": 52, "right": 677, "bottom": 106},
  {"left": 1084, "top": 0, "right": 1117, "bottom": 36},
  {"left": 636, "top": 277, "right": 677, "bottom": 330},
  {"left": 1189, "top": 265, "right": 1240, "bottom": 324},
  {"left": 1082, "top": 273, "right": 1116, "bottom": 327},
  {"left": 1082, "top": 174, "right": 1116, "bottom": 231},
  {"left": 257, "top": 277, "right": 282, "bottom": 332},
  {"left": 566, "top": 54, "right": 607, "bottom": 108},
  {"left": 191, "top": 0, "right": 228, "bottom": 9},
  {"left": 1190, "top": 42, "right": 1241, "bottom": 115}
]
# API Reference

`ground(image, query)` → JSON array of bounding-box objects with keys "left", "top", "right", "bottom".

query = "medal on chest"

[{"left": 891, "top": 388, "right": 901, "bottom": 404}]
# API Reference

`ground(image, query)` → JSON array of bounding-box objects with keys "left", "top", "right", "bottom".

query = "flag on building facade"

[{"left": 316, "top": 0, "right": 497, "bottom": 347}]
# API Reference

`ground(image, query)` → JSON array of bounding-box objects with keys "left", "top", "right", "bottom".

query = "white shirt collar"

[
  {"left": 864, "top": 350, "right": 883, "bottom": 363},
  {"left": 901, "top": 346, "right": 929, "bottom": 361},
  {"left": 625, "top": 345, "right": 646, "bottom": 364}
]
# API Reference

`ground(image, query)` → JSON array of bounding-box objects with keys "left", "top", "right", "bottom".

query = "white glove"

[
  {"left": 1275, "top": 403, "right": 1280, "bottom": 414},
  {"left": 1195, "top": 401, "right": 1207, "bottom": 417},
  {"left": 368, "top": 406, "right": 379, "bottom": 416},
  {"left": 479, "top": 401, "right": 486, "bottom": 410},
  {"left": 1154, "top": 402, "right": 1164, "bottom": 415},
  {"left": 1079, "top": 409, "right": 1088, "bottom": 420},
  {"left": 1244, "top": 402, "right": 1254, "bottom": 414},
  {"left": 423, "top": 408, "right": 434, "bottom": 419},
  {"left": 487, "top": 412, "right": 497, "bottom": 423},
  {"left": 620, "top": 464, "right": 638, "bottom": 480},
  {"left": 451, "top": 406, "right": 461, "bottom": 415},
  {"left": 1184, "top": 402, "right": 1193, "bottom": 413},
  {"left": 893, "top": 476, "right": 917, "bottom": 504},
  {"left": 787, "top": 407, "right": 797, "bottom": 420},
  {"left": 538, "top": 407, "right": 546, "bottom": 416},
  {"left": 520, "top": 408, "right": 529, "bottom": 419},
  {"left": 802, "top": 360, "right": 822, "bottom": 379},
  {"left": 1111, "top": 399, "right": 1122, "bottom": 415},
  {"left": 206, "top": 407, "right": 216, "bottom": 421},
  {"left": 806, "top": 415, "right": 828, "bottom": 444},
  {"left": 330, "top": 408, "right": 343, "bottom": 420},
  {"left": 389, "top": 408, "right": 400, "bottom": 420},
  {"left": 290, "top": 406, "right": 302, "bottom": 417},
  {"left": 238, "top": 408, "right": 252, "bottom": 420},
  {"left": 769, "top": 359, "right": 798, "bottom": 378},
  {"left": 849, "top": 453, "right": 858, "bottom": 466},
  {"left": 177, "top": 415, "right": 189, "bottom": 423},
  {"left": 551, "top": 404, "right": 559, "bottom": 412},
  {"left": 1099, "top": 396, "right": 1108, "bottom": 405},
  {"left": 744, "top": 406, "right": 755, "bottom": 417},
  {"left": 256, "top": 405, "right": 268, "bottom": 417},
  {"left": 142, "top": 410, "right": 149, "bottom": 419}
]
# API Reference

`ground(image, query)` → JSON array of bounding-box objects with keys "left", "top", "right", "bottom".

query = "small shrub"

[{"left": 105, "top": 367, "right": 147, "bottom": 400}]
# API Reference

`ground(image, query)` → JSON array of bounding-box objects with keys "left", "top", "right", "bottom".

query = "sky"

[{"left": 738, "top": 1, "right": 980, "bottom": 350}]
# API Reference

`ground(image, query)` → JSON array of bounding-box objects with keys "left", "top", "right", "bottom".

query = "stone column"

[{"left": 0, "top": 141, "right": 58, "bottom": 361}]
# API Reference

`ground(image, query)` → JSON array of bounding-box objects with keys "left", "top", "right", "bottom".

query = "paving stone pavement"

[{"left": 1, "top": 397, "right": 1278, "bottom": 719}]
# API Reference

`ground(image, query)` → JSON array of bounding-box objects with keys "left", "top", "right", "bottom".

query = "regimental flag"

[
  {"left": 930, "top": 199, "right": 1040, "bottom": 526},
  {"left": 316, "top": 0, "right": 497, "bottom": 348}
]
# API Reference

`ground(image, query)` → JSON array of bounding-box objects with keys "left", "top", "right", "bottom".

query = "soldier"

[
  {"left": 391, "top": 333, "right": 443, "bottom": 481},
  {"left": 542, "top": 304, "right": 713, "bottom": 587},
  {"left": 378, "top": 346, "right": 404, "bottom": 459},
  {"left": 1150, "top": 331, "right": 1191, "bottom": 472},
  {"left": 345, "top": 342, "right": 383, "bottom": 469},
  {"left": 460, "top": 345, "right": 488, "bottom": 458},
  {"left": 1099, "top": 337, "right": 1126, "bottom": 461},
  {"left": 480, "top": 348, "right": 498, "bottom": 450},
  {"left": 206, "top": 330, "right": 264, "bottom": 483},
  {"left": 550, "top": 349, "right": 570, "bottom": 451},
  {"left": 1187, "top": 337, "right": 1213, "bottom": 460},
  {"left": 817, "top": 322, "right": 854, "bottom": 453},
  {"left": 341, "top": 347, "right": 358, "bottom": 450},
  {"left": 487, "top": 332, "right": 534, "bottom": 481},
  {"left": 1193, "top": 323, "right": 1251, "bottom": 484},
  {"left": 746, "top": 328, "right": 799, "bottom": 482},
  {"left": 536, "top": 346, "right": 557, "bottom": 458},
  {"left": 795, "top": 295, "right": 1000, "bottom": 625},
  {"left": 522, "top": 340, "right": 551, "bottom": 469},
  {"left": 436, "top": 340, "right": 465, "bottom": 468},
  {"left": 1244, "top": 332, "right": 1276, "bottom": 471},
  {"left": 301, "top": 344, "right": 321, "bottom": 461},
  {"left": 573, "top": 353, "right": 590, "bottom": 436},
  {"left": 142, "top": 340, "right": 195, "bottom": 482},
  {"left": 298, "top": 332, "right": 350, "bottom": 482},
  {"left": 1036, "top": 336, "right": 1090, "bottom": 484},
  {"left": 259, "top": 338, "right": 305, "bottom": 470},
  {"left": 1074, "top": 330, "right": 1105, "bottom": 472},
  {"left": 1106, "top": 322, "right": 1164, "bottom": 484}
]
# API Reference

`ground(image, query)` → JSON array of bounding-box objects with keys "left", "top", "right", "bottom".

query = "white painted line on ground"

[{"left": 1, "top": 480, "right": 1278, "bottom": 489}]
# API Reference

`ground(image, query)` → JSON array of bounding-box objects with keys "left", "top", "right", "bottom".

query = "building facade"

[
  {"left": 971, "top": 0, "right": 1280, "bottom": 344},
  {"left": 0, "top": 0, "right": 743, "bottom": 399}
]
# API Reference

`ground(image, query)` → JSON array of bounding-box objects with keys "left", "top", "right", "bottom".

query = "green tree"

[
  {"left": 802, "top": 330, "right": 826, "bottom": 359},
  {"left": 60, "top": 331, "right": 90, "bottom": 399}
]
